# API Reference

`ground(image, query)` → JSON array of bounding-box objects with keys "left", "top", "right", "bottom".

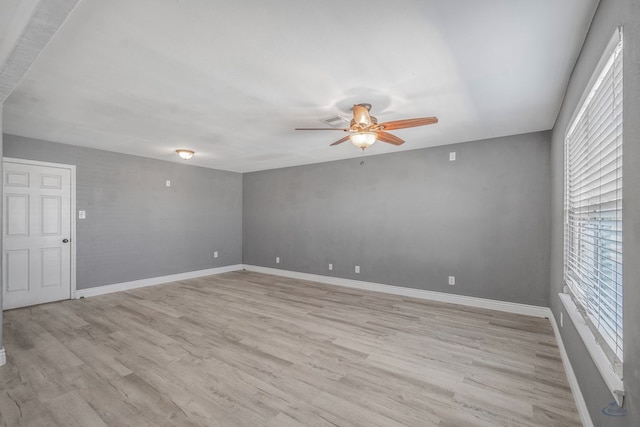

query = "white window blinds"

[{"left": 564, "top": 29, "right": 623, "bottom": 363}]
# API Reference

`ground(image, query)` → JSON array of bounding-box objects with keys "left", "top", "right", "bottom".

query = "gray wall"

[
  {"left": 3, "top": 135, "right": 243, "bottom": 290},
  {"left": 550, "top": 0, "right": 640, "bottom": 425},
  {"left": 244, "top": 132, "right": 551, "bottom": 306}
]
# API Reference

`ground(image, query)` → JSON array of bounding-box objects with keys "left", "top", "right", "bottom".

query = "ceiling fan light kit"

[
  {"left": 176, "top": 149, "right": 195, "bottom": 160},
  {"left": 349, "top": 131, "right": 378, "bottom": 149},
  {"left": 296, "top": 103, "right": 438, "bottom": 151}
]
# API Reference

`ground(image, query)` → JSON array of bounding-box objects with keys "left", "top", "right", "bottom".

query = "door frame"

[{"left": 2, "top": 157, "right": 77, "bottom": 300}]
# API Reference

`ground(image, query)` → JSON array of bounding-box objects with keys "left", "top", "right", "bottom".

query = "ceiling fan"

[{"left": 295, "top": 104, "right": 438, "bottom": 150}]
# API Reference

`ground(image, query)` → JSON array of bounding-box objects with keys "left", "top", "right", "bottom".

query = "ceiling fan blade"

[
  {"left": 295, "top": 128, "right": 350, "bottom": 131},
  {"left": 352, "top": 104, "right": 372, "bottom": 127},
  {"left": 379, "top": 117, "right": 438, "bottom": 130},
  {"left": 376, "top": 131, "right": 405, "bottom": 146},
  {"left": 330, "top": 135, "right": 351, "bottom": 146}
]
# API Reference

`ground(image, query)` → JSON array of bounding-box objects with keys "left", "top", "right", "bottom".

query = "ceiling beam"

[{"left": 0, "top": 0, "right": 80, "bottom": 104}]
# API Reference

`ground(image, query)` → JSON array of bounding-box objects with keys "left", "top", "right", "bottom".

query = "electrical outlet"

[
  {"left": 276, "top": 256, "right": 280, "bottom": 264},
  {"left": 449, "top": 152, "right": 456, "bottom": 161},
  {"left": 328, "top": 263, "right": 333, "bottom": 271},
  {"left": 214, "top": 251, "right": 218, "bottom": 258},
  {"left": 78, "top": 210, "right": 86, "bottom": 219},
  {"left": 448, "top": 276, "right": 455, "bottom": 285},
  {"left": 355, "top": 265, "right": 360, "bottom": 274}
]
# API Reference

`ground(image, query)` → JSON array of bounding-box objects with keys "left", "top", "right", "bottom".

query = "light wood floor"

[{"left": 0, "top": 271, "right": 581, "bottom": 426}]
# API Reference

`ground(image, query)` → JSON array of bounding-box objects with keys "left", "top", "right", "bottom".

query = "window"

[{"left": 564, "top": 28, "right": 623, "bottom": 369}]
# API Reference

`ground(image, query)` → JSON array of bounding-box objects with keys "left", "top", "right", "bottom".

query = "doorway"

[{"left": 2, "top": 158, "right": 76, "bottom": 309}]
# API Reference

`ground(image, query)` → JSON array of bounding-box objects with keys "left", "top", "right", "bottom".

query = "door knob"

[{"left": 62, "top": 239, "right": 69, "bottom": 243}]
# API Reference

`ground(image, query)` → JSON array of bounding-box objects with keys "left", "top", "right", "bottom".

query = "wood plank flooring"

[{"left": 0, "top": 271, "right": 581, "bottom": 426}]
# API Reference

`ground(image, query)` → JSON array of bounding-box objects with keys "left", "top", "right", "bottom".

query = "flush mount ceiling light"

[{"left": 176, "top": 149, "right": 194, "bottom": 160}]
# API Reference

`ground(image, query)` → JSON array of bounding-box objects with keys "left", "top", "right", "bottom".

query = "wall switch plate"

[
  {"left": 276, "top": 256, "right": 280, "bottom": 264},
  {"left": 449, "top": 152, "right": 456, "bottom": 161},
  {"left": 78, "top": 210, "right": 86, "bottom": 219},
  {"left": 448, "top": 276, "right": 455, "bottom": 285},
  {"left": 355, "top": 265, "right": 360, "bottom": 274},
  {"left": 214, "top": 251, "right": 218, "bottom": 258},
  {"left": 165, "top": 180, "right": 171, "bottom": 187},
  {"left": 328, "top": 263, "right": 333, "bottom": 271}
]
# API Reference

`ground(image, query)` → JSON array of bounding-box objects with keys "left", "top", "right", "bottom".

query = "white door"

[{"left": 3, "top": 161, "right": 72, "bottom": 309}]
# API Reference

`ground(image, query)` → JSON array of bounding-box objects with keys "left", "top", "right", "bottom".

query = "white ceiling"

[{"left": 3, "top": 0, "right": 597, "bottom": 172}]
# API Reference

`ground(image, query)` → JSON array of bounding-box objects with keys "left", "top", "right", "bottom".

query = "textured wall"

[
  {"left": 550, "top": 0, "right": 640, "bottom": 425},
  {"left": 3, "top": 135, "right": 243, "bottom": 289},
  {"left": 244, "top": 132, "right": 551, "bottom": 306}
]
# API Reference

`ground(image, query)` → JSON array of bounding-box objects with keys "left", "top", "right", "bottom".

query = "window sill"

[{"left": 559, "top": 293, "right": 624, "bottom": 406}]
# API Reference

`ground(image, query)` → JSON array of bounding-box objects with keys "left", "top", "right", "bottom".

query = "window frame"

[{"left": 562, "top": 27, "right": 624, "bottom": 405}]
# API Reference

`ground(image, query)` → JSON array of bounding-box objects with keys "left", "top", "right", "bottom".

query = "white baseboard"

[
  {"left": 548, "top": 311, "right": 593, "bottom": 427},
  {"left": 76, "top": 264, "right": 244, "bottom": 298},
  {"left": 242, "top": 265, "right": 551, "bottom": 318},
  {"left": 0, "top": 347, "right": 6, "bottom": 366}
]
